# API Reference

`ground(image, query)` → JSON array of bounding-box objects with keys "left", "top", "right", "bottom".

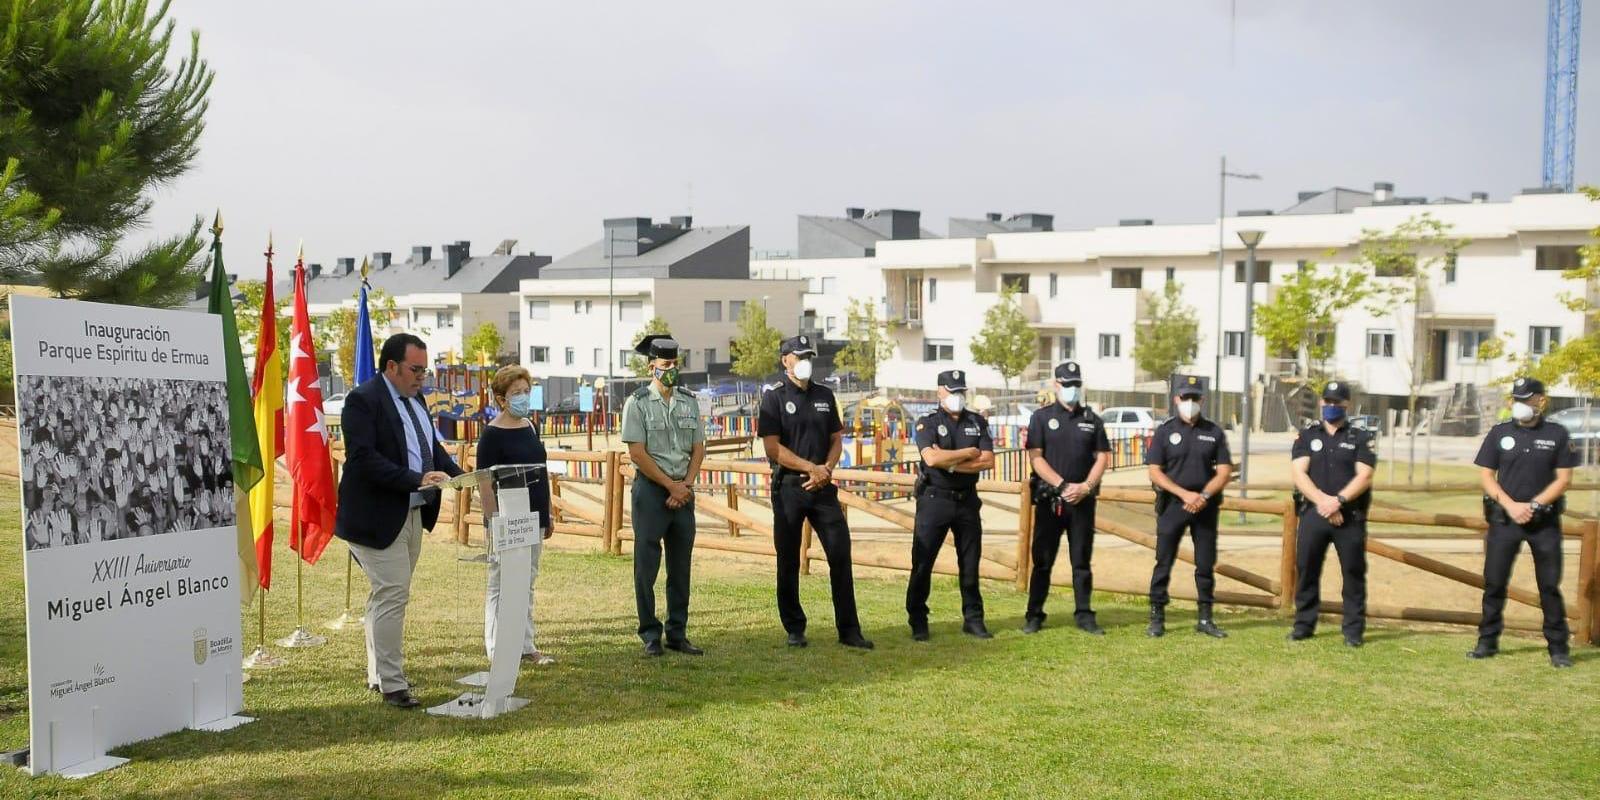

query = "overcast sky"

[{"left": 143, "top": 1, "right": 1600, "bottom": 280}]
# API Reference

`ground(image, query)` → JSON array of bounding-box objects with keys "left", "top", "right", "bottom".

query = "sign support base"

[
  {"left": 56, "top": 754, "right": 129, "bottom": 779},
  {"left": 426, "top": 692, "right": 529, "bottom": 720}
]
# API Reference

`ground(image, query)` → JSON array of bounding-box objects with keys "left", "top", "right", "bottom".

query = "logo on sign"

[{"left": 193, "top": 627, "right": 208, "bottom": 665}]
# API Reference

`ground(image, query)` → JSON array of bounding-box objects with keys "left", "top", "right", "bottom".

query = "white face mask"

[
  {"left": 792, "top": 358, "right": 814, "bottom": 382},
  {"left": 1057, "top": 385, "right": 1081, "bottom": 406},
  {"left": 1511, "top": 401, "right": 1536, "bottom": 422},
  {"left": 942, "top": 393, "right": 965, "bottom": 413},
  {"left": 1178, "top": 400, "right": 1201, "bottom": 421}
]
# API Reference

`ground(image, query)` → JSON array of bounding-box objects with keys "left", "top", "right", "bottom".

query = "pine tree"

[{"left": 0, "top": 0, "right": 215, "bottom": 307}]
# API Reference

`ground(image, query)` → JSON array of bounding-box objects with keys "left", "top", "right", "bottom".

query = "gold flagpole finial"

[
  {"left": 265, "top": 231, "right": 275, "bottom": 260},
  {"left": 359, "top": 255, "right": 371, "bottom": 282},
  {"left": 211, "top": 210, "right": 224, "bottom": 237},
  {"left": 296, "top": 240, "right": 305, "bottom": 261}
]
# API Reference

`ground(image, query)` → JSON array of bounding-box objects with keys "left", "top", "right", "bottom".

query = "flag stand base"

[
  {"left": 243, "top": 647, "right": 286, "bottom": 669},
  {"left": 323, "top": 611, "right": 361, "bottom": 631},
  {"left": 426, "top": 692, "right": 529, "bottom": 720},
  {"left": 275, "top": 627, "right": 327, "bottom": 648}
]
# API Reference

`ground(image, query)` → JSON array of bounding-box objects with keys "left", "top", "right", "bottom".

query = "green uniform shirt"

[{"left": 621, "top": 384, "right": 703, "bottom": 481}]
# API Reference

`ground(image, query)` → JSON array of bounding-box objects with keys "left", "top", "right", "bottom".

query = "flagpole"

[
  {"left": 243, "top": 589, "right": 285, "bottom": 669},
  {"left": 277, "top": 544, "right": 327, "bottom": 648},
  {"left": 325, "top": 548, "right": 360, "bottom": 630}
]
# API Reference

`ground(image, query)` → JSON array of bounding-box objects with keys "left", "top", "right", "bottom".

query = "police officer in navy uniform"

[
  {"left": 1144, "top": 375, "right": 1233, "bottom": 639},
  {"left": 1470, "top": 377, "right": 1578, "bottom": 668},
  {"left": 906, "top": 369, "right": 996, "bottom": 640},
  {"left": 1288, "top": 380, "right": 1377, "bottom": 647},
  {"left": 758, "top": 334, "right": 874, "bottom": 650},
  {"left": 1024, "top": 361, "right": 1111, "bottom": 635}
]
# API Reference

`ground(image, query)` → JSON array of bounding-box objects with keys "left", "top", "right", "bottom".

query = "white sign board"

[{"left": 13, "top": 296, "right": 248, "bottom": 777}]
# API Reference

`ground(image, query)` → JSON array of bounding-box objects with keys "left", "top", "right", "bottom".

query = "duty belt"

[{"left": 918, "top": 485, "right": 974, "bottom": 503}]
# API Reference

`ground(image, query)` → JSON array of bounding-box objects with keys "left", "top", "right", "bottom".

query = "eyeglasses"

[{"left": 404, "top": 364, "right": 431, "bottom": 377}]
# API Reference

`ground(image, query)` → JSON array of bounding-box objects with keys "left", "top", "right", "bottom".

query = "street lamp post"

[
  {"left": 1214, "top": 157, "right": 1262, "bottom": 395},
  {"left": 1237, "top": 229, "right": 1265, "bottom": 501}
]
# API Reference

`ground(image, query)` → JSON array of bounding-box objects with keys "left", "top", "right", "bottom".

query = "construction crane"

[{"left": 1543, "top": 0, "right": 1583, "bottom": 191}]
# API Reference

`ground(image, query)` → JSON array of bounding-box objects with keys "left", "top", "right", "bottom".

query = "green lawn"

[{"left": 1, "top": 476, "right": 1597, "bottom": 799}]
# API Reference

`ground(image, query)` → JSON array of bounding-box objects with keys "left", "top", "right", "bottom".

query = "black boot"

[
  {"left": 1195, "top": 604, "right": 1227, "bottom": 639},
  {"left": 1146, "top": 605, "right": 1165, "bottom": 638},
  {"left": 1550, "top": 647, "right": 1573, "bottom": 669},
  {"left": 1466, "top": 639, "right": 1498, "bottom": 660}
]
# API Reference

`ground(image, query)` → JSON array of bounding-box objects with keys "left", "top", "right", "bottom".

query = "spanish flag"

[{"left": 249, "top": 238, "right": 286, "bottom": 589}]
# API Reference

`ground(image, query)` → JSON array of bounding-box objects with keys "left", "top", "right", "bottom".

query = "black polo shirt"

[
  {"left": 1144, "top": 415, "right": 1232, "bottom": 492},
  {"left": 913, "top": 408, "right": 995, "bottom": 490},
  {"left": 1027, "top": 403, "right": 1111, "bottom": 484},
  {"left": 1291, "top": 421, "right": 1378, "bottom": 510},
  {"left": 757, "top": 378, "right": 842, "bottom": 476},
  {"left": 1474, "top": 418, "right": 1579, "bottom": 502}
]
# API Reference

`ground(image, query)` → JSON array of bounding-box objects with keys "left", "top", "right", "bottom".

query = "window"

[
  {"left": 704, "top": 348, "right": 717, "bottom": 365},
  {"left": 620, "top": 350, "right": 633, "bottom": 369},
  {"left": 825, "top": 316, "right": 837, "bottom": 332},
  {"left": 1537, "top": 245, "right": 1582, "bottom": 271},
  {"left": 1444, "top": 253, "right": 1458, "bottom": 284},
  {"left": 564, "top": 347, "right": 575, "bottom": 366},
  {"left": 1458, "top": 329, "right": 1491, "bottom": 360},
  {"left": 1312, "top": 329, "right": 1335, "bottom": 354},
  {"left": 681, "top": 350, "right": 691, "bottom": 370},
  {"left": 704, "top": 301, "right": 722, "bottom": 322},
  {"left": 1049, "top": 273, "right": 1059, "bottom": 298},
  {"left": 435, "top": 311, "right": 455, "bottom": 329},
  {"left": 729, "top": 300, "right": 745, "bottom": 320},
  {"left": 1110, "top": 268, "right": 1141, "bottom": 289},
  {"left": 1164, "top": 266, "right": 1175, "bottom": 284},
  {"left": 593, "top": 348, "right": 602, "bottom": 367},
  {"left": 1530, "top": 326, "right": 1562, "bottom": 355},
  {"left": 530, "top": 346, "right": 549, "bottom": 363},
  {"left": 1233, "top": 260, "right": 1273, "bottom": 283},
  {"left": 1058, "top": 335, "right": 1075, "bottom": 359},
  {"left": 508, "top": 310, "right": 520, "bottom": 332},
  {"left": 1297, "top": 259, "right": 1309, "bottom": 274},
  {"left": 1366, "top": 330, "right": 1395, "bottom": 358},
  {"left": 1372, "top": 254, "right": 1415, "bottom": 278},
  {"left": 1098, "top": 333, "right": 1121, "bottom": 358},
  {"left": 820, "top": 277, "right": 837, "bottom": 294},
  {"left": 619, "top": 301, "right": 642, "bottom": 322},
  {"left": 1001, "top": 273, "right": 1030, "bottom": 293},
  {"left": 1224, "top": 331, "right": 1246, "bottom": 358},
  {"left": 572, "top": 299, "right": 593, "bottom": 315},
  {"left": 923, "top": 339, "right": 955, "bottom": 362},
  {"left": 528, "top": 300, "right": 549, "bottom": 320},
  {"left": 928, "top": 278, "right": 938, "bottom": 302}
]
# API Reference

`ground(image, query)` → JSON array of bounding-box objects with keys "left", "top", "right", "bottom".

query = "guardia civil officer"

[
  {"left": 1287, "top": 380, "right": 1376, "bottom": 647},
  {"left": 757, "top": 334, "right": 873, "bottom": 650},
  {"left": 1470, "top": 377, "right": 1577, "bottom": 668},
  {"left": 1023, "top": 361, "right": 1111, "bottom": 635},
  {"left": 620, "top": 334, "right": 706, "bottom": 657},
  {"left": 906, "top": 369, "right": 996, "bottom": 640},
  {"left": 1145, "top": 375, "right": 1233, "bottom": 639}
]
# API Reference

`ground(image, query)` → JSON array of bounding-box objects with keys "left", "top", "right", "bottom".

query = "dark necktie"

[{"left": 400, "top": 395, "right": 435, "bottom": 474}]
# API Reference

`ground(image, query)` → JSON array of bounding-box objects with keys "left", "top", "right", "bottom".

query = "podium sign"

[
  {"left": 429, "top": 464, "right": 542, "bottom": 719},
  {"left": 11, "top": 296, "right": 250, "bottom": 777}
]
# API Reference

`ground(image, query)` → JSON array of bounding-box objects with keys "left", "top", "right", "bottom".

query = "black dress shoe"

[
  {"left": 1076, "top": 619, "right": 1106, "bottom": 636},
  {"left": 382, "top": 689, "right": 420, "bottom": 709},
  {"left": 1287, "top": 629, "right": 1314, "bottom": 642},
  {"left": 787, "top": 632, "right": 808, "bottom": 648},
  {"left": 665, "top": 639, "right": 705, "bottom": 656},
  {"left": 1344, "top": 635, "right": 1363, "bottom": 648},
  {"left": 1551, "top": 651, "right": 1574, "bottom": 668},
  {"left": 1195, "top": 619, "right": 1228, "bottom": 639},
  {"left": 839, "top": 633, "right": 875, "bottom": 650},
  {"left": 1146, "top": 608, "right": 1165, "bottom": 638},
  {"left": 910, "top": 626, "right": 930, "bottom": 641},
  {"left": 642, "top": 640, "right": 664, "bottom": 657},
  {"left": 1466, "top": 640, "right": 1498, "bottom": 660},
  {"left": 962, "top": 621, "right": 994, "bottom": 639},
  {"left": 1021, "top": 618, "right": 1043, "bottom": 635}
]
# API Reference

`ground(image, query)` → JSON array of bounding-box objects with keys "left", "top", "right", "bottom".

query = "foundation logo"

[{"left": 193, "top": 627, "right": 208, "bottom": 665}]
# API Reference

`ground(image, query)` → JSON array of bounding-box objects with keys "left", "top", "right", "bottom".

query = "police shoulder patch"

[{"left": 765, "top": 381, "right": 783, "bottom": 391}]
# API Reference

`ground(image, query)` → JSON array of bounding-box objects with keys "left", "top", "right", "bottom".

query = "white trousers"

[{"left": 348, "top": 509, "right": 424, "bottom": 693}]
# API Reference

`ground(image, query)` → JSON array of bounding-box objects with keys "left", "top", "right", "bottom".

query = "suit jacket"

[{"left": 334, "top": 376, "right": 464, "bottom": 550}]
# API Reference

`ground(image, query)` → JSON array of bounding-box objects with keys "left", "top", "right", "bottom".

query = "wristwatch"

[
  {"left": 1335, "top": 494, "right": 1348, "bottom": 508},
  {"left": 1199, "top": 491, "right": 1211, "bottom": 502}
]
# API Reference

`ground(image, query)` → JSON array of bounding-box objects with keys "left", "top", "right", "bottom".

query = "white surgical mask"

[
  {"left": 792, "top": 358, "right": 814, "bottom": 382},
  {"left": 1178, "top": 400, "right": 1201, "bottom": 421},
  {"left": 1511, "top": 401, "right": 1536, "bottom": 422},
  {"left": 1057, "top": 386, "right": 1081, "bottom": 406},
  {"left": 942, "top": 393, "right": 966, "bottom": 413}
]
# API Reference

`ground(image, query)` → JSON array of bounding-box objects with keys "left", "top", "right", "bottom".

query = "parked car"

[
  {"left": 552, "top": 394, "right": 581, "bottom": 414},
  {"left": 985, "top": 402, "right": 1037, "bottom": 429},
  {"left": 323, "top": 392, "right": 346, "bottom": 417},
  {"left": 1548, "top": 406, "right": 1600, "bottom": 439},
  {"left": 1100, "top": 406, "right": 1164, "bottom": 438},
  {"left": 1349, "top": 414, "right": 1383, "bottom": 434}
]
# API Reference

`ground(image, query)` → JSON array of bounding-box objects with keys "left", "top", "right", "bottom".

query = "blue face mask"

[
  {"left": 508, "top": 393, "right": 532, "bottom": 418},
  {"left": 1321, "top": 404, "right": 1346, "bottom": 423}
]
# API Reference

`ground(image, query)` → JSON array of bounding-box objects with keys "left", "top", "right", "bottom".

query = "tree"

[
  {"left": 969, "top": 284, "right": 1037, "bottom": 391},
  {"left": 626, "top": 316, "right": 672, "bottom": 377},
  {"left": 834, "top": 298, "right": 894, "bottom": 386},
  {"left": 1353, "top": 213, "right": 1469, "bottom": 483},
  {"left": 1256, "top": 261, "right": 1389, "bottom": 378},
  {"left": 463, "top": 320, "right": 505, "bottom": 364},
  {"left": 1133, "top": 280, "right": 1200, "bottom": 382},
  {"left": 327, "top": 288, "right": 398, "bottom": 383},
  {"left": 0, "top": 0, "right": 215, "bottom": 307},
  {"left": 730, "top": 302, "right": 782, "bottom": 379}
]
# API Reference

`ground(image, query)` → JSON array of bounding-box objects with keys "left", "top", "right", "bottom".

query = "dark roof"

[
  {"left": 278, "top": 252, "right": 549, "bottom": 305},
  {"left": 539, "top": 225, "right": 750, "bottom": 279},
  {"left": 1280, "top": 187, "right": 1375, "bottom": 216}
]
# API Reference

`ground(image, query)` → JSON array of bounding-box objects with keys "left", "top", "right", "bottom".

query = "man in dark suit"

[{"left": 335, "top": 333, "right": 463, "bottom": 708}]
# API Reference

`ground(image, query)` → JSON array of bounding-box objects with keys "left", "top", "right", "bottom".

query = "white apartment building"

[
  {"left": 755, "top": 186, "right": 1600, "bottom": 401},
  {"left": 519, "top": 217, "right": 804, "bottom": 383}
]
